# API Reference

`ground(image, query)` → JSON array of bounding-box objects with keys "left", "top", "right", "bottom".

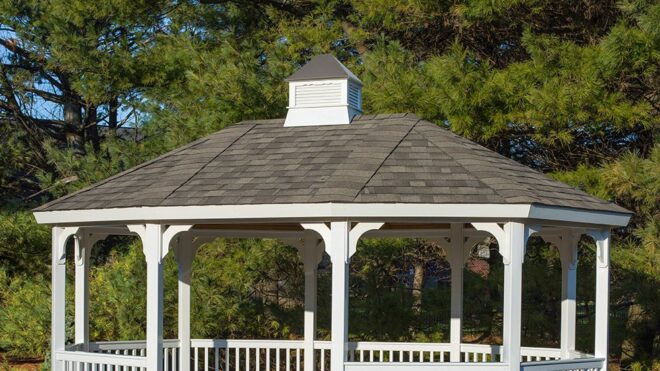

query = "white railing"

[
  {"left": 314, "top": 340, "right": 331, "bottom": 371},
  {"left": 347, "top": 341, "right": 451, "bottom": 363},
  {"left": 80, "top": 339, "right": 601, "bottom": 371},
  {"left": 460, "top": 343, "right": 501, "bottom": 362},
  {"left": 90, "top": 339, "right": 180, "bottom": 371},
  {"left": 56, "top": 350, "right": 147, "bottom": 371},
  {"left": 345, "top": 363, "right": 510, "bottom": 371},
  {"left": 520, "top": 357, "right": 605, "bottom": 371},
  {"left": 520, "top": 346, "right": 561, "bottom": 362},
  {"left": 190, "top": 339, "right": 305, "bottom": 371}
]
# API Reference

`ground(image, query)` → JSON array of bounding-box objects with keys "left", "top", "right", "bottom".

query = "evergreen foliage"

[{"left": 0, "top": 0, "right": 656, "bottom": 368}]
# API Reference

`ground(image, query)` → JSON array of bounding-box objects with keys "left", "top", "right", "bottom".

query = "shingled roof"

[
  {"left": 286, "top": 54, "right": 361, "bottom": 83},
  {"left": 35, "top": 114, "right": 628, "bottom": 214}
]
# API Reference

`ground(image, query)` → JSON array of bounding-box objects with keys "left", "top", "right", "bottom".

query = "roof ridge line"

[
  {"left": 351, "top": 118, "right": 421, "bottom": 201},
  {"left": 420, "top": 124, "right": 541, "bottom": 202},
  {"left": 157, "top": 123, "right": 258, "bottom": 205},
  {"left": 33, "top": 134, "right": 214, "bottom": 211}
]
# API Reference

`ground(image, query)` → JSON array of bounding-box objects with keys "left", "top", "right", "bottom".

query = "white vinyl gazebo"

[{"left": 34, "top": 55, "right": 630, "bottom": 371}]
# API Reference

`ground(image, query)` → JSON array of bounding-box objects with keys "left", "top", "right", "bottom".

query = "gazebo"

[{"left": 34, "top": 55, "right": 630, "bottom": 371}]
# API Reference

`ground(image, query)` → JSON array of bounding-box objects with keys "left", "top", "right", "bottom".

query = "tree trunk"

[
  {"left": 412, "top": 261, "right": 424, "bottom": 315},
  {"left": 108, "top": 97, "right": 118, "bottom": 131},
  {"left": 62, "top": 76, "right": 84, "bottom": 155},
  {"left": 64, "top": 100, "right": 84, "bottom": 154},
  {"left": 85, "top": 105, "right": 100, "bottom": 152}
]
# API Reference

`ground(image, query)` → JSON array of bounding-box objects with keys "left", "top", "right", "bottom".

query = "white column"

[
  {"left": 330, "top": 222, "right": 350, "bottom": 371},
  {"left": 74, "top": 233, "right": 105, "bottom": 352},
  {"left": 146, "top": 225, "right": 164, "bottom": 371},
  {"left": 130, "top": 224, "right": 165, "bottom": 371},
  {"left": 301, "top": 231, "right": 323, "bottom": 371},
  {"left": 174, "top": 233, "right": 196, "bottom": 371},
  {"left": 502, "top": 222, "right": 527, "bottom": 370},
  {"left": 74, "top": 236, "right": 91, "bottom": 351},
  {"left": 589, "top": 230, "right": 610, "bottom": 370},
  {"left": 557, "top": 233, "right": 579, "bottom": 360},
  {"left": 448, "top": 223, "right": 464, "bottom": 362},
  {"left": 52, "top": 228, "right": 69, "bottom": 370},
  {"left": 301, "top": 221, "right": 381, "bottom": 371}
]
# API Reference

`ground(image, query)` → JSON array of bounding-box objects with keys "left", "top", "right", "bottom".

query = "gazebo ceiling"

[{"left": 35, "top": 113, "right": 628, "bottom": 221}]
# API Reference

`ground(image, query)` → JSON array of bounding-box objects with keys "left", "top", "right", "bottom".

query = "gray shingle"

[{"left": 34, "top": 114, "right": 629, "bottom": 214}]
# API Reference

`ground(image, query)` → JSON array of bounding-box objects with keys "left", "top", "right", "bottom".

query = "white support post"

[
  {"left": 301, "top": 221, "right": 381, "bottom": 371},
  {"left": 174, "top": 233, "right": 196, "bottom": 371},
  {"left": 129, "top": 224, "right": 165, "bottom": 371},
  {"left": 588, "top": 230, "right": 610, "bottom": 370},
  {"left": 502, "top": 222, "right": 526, "bottom": 370},
  {"left": 145, "top": 224, "right": 164, "bottom": 371},
  {"left": 554, "top": 233, "right": 579, "bottom": 360},
  {"left": 473, "top": 222, "right": 535, "bottom": 369},
  {"left": 448, "top": 223, "right": 464, "bottom": 362},
  {"left": 74, "top": 232, "right": 106, "bottom": 352},
  {"left": 51, "top": 229, "right": 67, "bottom": 370},
  {"left": 300, "top": 231, "right": 324, "bottom": 371},
  {"left": 52, "top": 227, "right": 78, "bottom": 371},
  {"left": 330, "top": 222, "right": 350, "bottom": 371},
  {"left": 73, "top": 235, "right": 90, "bottom": 351}
]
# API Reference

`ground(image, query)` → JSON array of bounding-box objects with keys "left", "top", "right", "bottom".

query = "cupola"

[{"left": 284, "top": 54, "right": 362, "bottom": 127}]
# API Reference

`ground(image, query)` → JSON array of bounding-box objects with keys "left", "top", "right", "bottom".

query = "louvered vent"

[
  {"left": 295, "top": 82, "right": 343, "bottom": 107},
  {"left": 348, "top": 82, "right": 361, "bottom": 110}
]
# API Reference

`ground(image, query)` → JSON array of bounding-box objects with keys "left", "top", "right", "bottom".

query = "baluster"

[
  {"left": 296, "top": 348, "right": 300, "bottom": 371},
  {"left": 215, "top": 346, "right": 220, "bottom": 371},
  {"left": 195, "top": 347, "right": 199, "bottom": 371},
  {"left": 247, "top": 347, "right": 251, "bottom": 371},
  {"left": 320, "top": 349, "right": 325, "bottom": 371},
  {"left": 285, "top": 348, "right": 290, "bottom": 371},
  {"left": 266, "top": 348, "right": 271, "bottom": 371},
  {"left": 236, "top": 348, "right": 240, "bottom": 371},
  {"left": 275, "top": 348, "right": 280, "bottom": 371},
  {"left": 225, "top": 345, "right": 230, "bottom": 371},
  {"left": 256, "top": 347, "right": 261, "bottom": 371},
  {"left": 204, "top": 347, "right": 209, "bottom": 371}
]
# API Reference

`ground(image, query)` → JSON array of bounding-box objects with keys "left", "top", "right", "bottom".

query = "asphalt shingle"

[{"left": 35, "top": 114, "right": 629, "bottom": 214}]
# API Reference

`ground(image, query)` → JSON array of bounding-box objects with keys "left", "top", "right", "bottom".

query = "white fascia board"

[
  {"left": 528, "top": 204, "right": 630, "bottom": 227},
  {"left": 33, "top": 203, "right": 629, "bottom": 227}
]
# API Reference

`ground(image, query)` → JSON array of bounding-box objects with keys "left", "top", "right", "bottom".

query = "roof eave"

[{"left": 33, "top": 202, "right": 631, "bottom": 228}]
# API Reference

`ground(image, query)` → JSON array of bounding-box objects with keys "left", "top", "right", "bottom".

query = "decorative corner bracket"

[
  {"left": 128, "top": 224, "right": 193, "bottom": 263},
  {"left": 74, "top": 231, "right": 108, "bottom": 266},
  {"left": 470, "top": 222, "right": 540, "bottom": 265},
  {"left": 586, "top": 229, "right": 610, "bottom": 268},
  {"left": 543, "top": 231, "right": 581, "bottom": 271},
  {"left": 349, "top": 223, "right": 383, "bottom": 258},
  {"left": 55, "top": 226, "right": 80, "bottom": 264},
  {"left": 301, "top": 222, "right": 383, "bottom": 262}
]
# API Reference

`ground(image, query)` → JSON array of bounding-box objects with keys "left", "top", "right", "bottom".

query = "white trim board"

[{"left": 33, "top": 203, "right": 630, "bottom": 227}]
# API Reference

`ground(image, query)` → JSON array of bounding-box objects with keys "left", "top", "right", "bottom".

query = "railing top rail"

[
  {"left": 520, "top": 346, "right": 562, "bottom": 355},
  {"left": 190, "top": 338, "right": 306, "bottom": 348},
  {"left": 90, "top": 339, "right": 178, "bottom": 351},
  {"left": 348, "top": 341, "right": 453, "bottom": 351},
  {"left": 460, "top": 343, "right": 503, "bottom": 351},
  {"left": 520, "top": 357, "right": 605, "bottom": 371},
  {"left": 345, "top": 362, "right": 510, "bottom": 370},
  {"left": 55, "top": 351, "right": 147, "bottom": 367}
]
